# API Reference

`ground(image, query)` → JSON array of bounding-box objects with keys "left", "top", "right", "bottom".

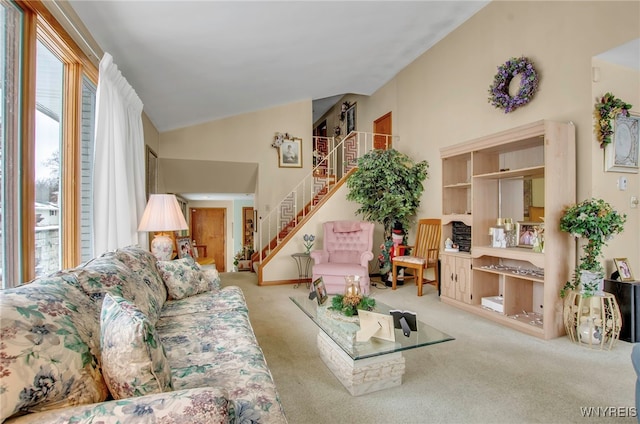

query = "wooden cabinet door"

[
  {"left": 455, "top": 257, "right": 471, "bottom": 304},
  {"left": 440, "top": 254, "right": 456, "bottom": 299}
]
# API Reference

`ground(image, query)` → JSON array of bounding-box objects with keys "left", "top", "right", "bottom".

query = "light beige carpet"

[{"left": 220, "top": 272, "right": 636, "bottom": 424}]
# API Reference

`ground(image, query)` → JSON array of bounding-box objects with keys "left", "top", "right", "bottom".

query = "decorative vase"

[{"left": 578, "top": 316, "right": 602, "bottom": 345}]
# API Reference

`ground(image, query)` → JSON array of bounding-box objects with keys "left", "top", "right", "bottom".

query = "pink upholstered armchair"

[{"left": 310, "top": 221, "right": 374, "bottom": 295}]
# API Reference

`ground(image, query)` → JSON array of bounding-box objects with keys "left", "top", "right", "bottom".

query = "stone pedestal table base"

[{"left": 316, "top": 331, "right": 406, "bottom": 396}]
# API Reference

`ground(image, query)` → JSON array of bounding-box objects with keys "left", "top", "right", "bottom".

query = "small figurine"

[{"left": 445, "top": 238, "right": 453, "bottom": 249}]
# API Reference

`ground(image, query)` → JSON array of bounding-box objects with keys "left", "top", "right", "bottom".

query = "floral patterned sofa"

[{"left": 0, "top": 245, "right": 287, "bottom": 423}]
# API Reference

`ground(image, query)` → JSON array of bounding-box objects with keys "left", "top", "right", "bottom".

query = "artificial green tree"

[
  {"left": 346, "top": 148, "right": 429, "bottom": 237},
  {"left": 346, "top": 149, "right": 429, "bottom": 280}
]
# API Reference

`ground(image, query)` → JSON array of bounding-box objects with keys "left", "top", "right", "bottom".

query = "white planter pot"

[{"left": 579, "top": 270, "right": 604, "bottom": 294}]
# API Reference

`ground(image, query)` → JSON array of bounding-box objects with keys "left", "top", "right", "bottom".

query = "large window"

[
  {"left": 1, "top": 0, "right": 23, "bottom": 287},
  {"left": 1, "top": 1, "right": 97, "bottom": 288},
  {"left": 34, "top": 39, "right": 63, "bottom": 277}
]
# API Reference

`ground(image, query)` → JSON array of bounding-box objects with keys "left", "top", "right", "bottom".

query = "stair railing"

[{"left": 257, "top": 131, "right": 397, "bottom": 264}]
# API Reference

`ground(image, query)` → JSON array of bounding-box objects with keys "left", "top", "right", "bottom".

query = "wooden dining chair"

[{"left": 391, "top": 218, "right": 441, "bottom": 296}]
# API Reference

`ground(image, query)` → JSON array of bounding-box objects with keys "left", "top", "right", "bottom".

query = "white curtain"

[{"left": 93, "top": 52, "right": 147, "bottom": 255}]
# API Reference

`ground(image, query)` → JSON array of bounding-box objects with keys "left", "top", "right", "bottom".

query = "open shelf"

[
  {"left": 472, "top": 246, "right": 545, "bottom": 269},
  {"left": 440, "top": 120, "right": 575, "bottom": 340},
  {"left": 440, "top": 297, "right": 545, "bottom": 337},
  {"left": 474, "top": 265, "right": 544, "bottom": 284},
  {"left": 473, "top": 165, "right": 545, "bottom": 180},
  {"left": 443, "top": 182, "right": 472, "bottom": 189}
]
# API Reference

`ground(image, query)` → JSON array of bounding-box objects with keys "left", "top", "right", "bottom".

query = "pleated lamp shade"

[{"left": 138, "top": 194, "right": 188, "bottom": 260}]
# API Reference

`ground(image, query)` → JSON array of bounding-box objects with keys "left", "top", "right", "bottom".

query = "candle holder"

[
  {"left": 343, "top": 275, "right": 363, "bottom": 309},
  {"left": 328, "top": 275, "right": 375, "bottom": 317}
]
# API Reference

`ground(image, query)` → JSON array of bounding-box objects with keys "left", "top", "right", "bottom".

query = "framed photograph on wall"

[
  {"left": 278, "top": 137, "right": 302, "bottom": 168},
  {"left": 176, "top": 236, "right": 193, "bottom": 259},
  {"left": 516, "top": 222, "right": 537, "bottom": 248},
  {"left": 346, "top": 103, "right": 356, "bottom": 135},
  {"left": 605, "top": 112, "right": 639, "bottom": 173},
  {"left": 614, "top": 258, "right": 634, "bottom": 281},
  {"left": 145, "top": 146, "right": 158, "bottom": 197}
]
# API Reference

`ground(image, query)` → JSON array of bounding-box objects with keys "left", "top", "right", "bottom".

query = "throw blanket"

[{"left": 333, "top": 221, "right": 362, "bottom": 233}]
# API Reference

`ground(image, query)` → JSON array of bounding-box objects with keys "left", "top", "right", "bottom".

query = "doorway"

[
  {"left": 190, "top": 208, "right": 226, "bottom": 272},
  {"left": 373, "top": 112, "right": 392, "bottom": 149}
]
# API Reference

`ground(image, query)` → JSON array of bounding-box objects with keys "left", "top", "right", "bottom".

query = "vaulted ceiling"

[{"left": 67, "top": 1, "right": 490, "bottom": 132}]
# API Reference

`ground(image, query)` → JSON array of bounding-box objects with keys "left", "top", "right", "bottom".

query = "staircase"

[{"left": 254, "top": 132, "right": 396, "bottom": 269}]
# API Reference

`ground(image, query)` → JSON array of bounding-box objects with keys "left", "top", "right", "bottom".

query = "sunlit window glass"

[{"left": 34, "top": 40, "right": 63, "bottom": 277}]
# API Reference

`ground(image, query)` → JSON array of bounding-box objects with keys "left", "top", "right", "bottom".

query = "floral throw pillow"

[
  {"left": 100, "top": 293, "right": 173, "bottom": 399},
  {"left": 157, "top": 258, "right": 209, "bottom": 300}
]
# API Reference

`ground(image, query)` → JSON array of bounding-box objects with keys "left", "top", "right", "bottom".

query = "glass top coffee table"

[{"left": 290, "top": 295, "right": 454, "bottom": 395}]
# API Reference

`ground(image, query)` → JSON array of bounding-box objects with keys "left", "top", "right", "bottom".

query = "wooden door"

[
  {"left": 373, "top": 112, "right": 392, "bottom": 150},
  {"left": 191, "top": 208, "right": 226, "bottom": 272}
]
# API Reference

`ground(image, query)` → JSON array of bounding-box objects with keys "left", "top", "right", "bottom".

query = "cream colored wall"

[
  {"left": 142, "top": 113, "right": 159, "bottom": 153},
  {"left": 158, "top": 100, "right": 312, "bottom": 220},
  {"left": 591, "top": 58, "right": 640, "bottom": 277},
  {"left": 314, "top": 94, "right": 369, "bottom": 137},
  {"left": 366, "top": 0, "right": 639, "bottom": 275},
  {"left": 149, "top": 1, "right": 638, "bottom": 284}
]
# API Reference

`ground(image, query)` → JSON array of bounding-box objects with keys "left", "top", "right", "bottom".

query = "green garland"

[
  {"left": 595, "top": 93, "right": 632, "bottom": 148},
  {"left": 329, "top": 295, "right": 376, "bottom": 317}
]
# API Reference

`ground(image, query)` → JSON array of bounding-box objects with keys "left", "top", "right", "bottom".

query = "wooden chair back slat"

[{"left": 413, "top": 219, "right": 441, "bottom": 261}]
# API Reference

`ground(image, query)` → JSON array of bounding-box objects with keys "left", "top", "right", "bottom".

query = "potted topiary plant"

[
  {"left": 559, "top": 198, "right": 626, "bottom": 297},
  {"left": 346, "top": 148, "right": 429, "bottom": 279}
]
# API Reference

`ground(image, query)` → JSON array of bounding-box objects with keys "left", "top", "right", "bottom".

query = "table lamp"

[{"left": 138, "top": 194, "right": 188, "bottom": 261}]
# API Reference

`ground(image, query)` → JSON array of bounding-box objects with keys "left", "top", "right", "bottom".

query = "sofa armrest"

[
  {"left": 5, "top": 387, "right": 230, "bottom": 424},
  {"left": 310, "top": 251, "right": 328, "bottom": 264},
  {"left": 359, "top": 251, "right": 374, "bottom": 267}
]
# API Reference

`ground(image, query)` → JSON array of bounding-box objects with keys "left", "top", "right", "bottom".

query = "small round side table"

[
  {"left": 563, "top": 291, "right": 622, "bottom": 350},
  {"left": 291, "top": 252, "right": 313, "bottom": 289}
]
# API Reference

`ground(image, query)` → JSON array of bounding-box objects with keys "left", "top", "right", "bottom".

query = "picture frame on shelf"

[
  {"left": 312, "top": 277, "right": 328, "bottom": 305},
  {"left": 614, "top": 258, "right": 634, "bottom": 281},
  {"left": 176, "top": 236, "right": 193, "bottom": 259},
  {"left": 516, "top": 221, "right": 537, "bottom": 248},
  {"left": 356, "top": 310, "right": 395, "bottom": 342},
  {"left": 605, "top": 112, "right": 639, "bottom": 173},
  {"left": 278, "top": 137, "right": 302, "bottom": 168}
]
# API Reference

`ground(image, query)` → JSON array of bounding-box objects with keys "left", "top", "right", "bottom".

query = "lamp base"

[{"left": 151, "top": 233, "right": 174, "bottom": 261}]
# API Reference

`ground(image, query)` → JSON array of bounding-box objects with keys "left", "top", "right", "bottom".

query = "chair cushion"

[
  {"left": 393, "top": 256, "right": 426, "bottom": 265},
  {"left": 100, "top": 294, "right": 173, "bottom": 399},
  {"left": 157, "top": 258, "right": 209, "bottom": 300},
  {"left": 313, "top": 262, "right": 368, "bottom": 276},
  {"left": 329, "top": 250, "right": 361, "bottom": 264}
]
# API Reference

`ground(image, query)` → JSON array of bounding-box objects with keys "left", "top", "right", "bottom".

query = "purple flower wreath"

[{"left": 488, "top": 56, "right": 539, "bottom": 113}]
